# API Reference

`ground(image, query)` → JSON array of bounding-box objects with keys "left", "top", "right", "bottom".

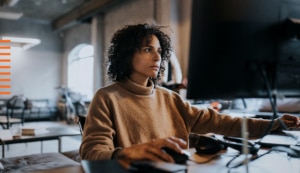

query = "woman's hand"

[
  {"left": 114, "top": 136, "right": 187, "bottom": 163},
  {"left": 280, "top": 114, "right": 300, "bottom": 129}
]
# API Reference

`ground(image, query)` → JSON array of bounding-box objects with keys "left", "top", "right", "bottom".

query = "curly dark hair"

[{"left": 106, "top": 23, "right": 172, "bottom": 86}]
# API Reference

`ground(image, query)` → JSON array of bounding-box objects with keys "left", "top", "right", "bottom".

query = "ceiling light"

[
  {"left": 0, "top": 11, "right": 23, "bottom": 20},
  {"left": 1, "top": 36, "right": 41, "bottom": 50},
  {"left": 5, "top": 0, "right": 20, "bottom": 6}
]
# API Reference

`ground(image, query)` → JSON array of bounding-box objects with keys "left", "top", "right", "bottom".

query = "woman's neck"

[{"left": 129, "top": 74, "right": 149, "bottom": 87}]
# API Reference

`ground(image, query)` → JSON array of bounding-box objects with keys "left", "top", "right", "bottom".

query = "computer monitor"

[{"left": 186, "top": 0, "right": 300, "bottom": 101}]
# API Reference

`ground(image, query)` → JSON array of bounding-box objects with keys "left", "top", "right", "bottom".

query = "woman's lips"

[{"left": 150, "top": 65, "right": 160, "bottom": 70}]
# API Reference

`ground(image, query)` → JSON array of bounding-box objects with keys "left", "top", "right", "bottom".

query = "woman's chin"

[
  {"left": 149, "top": 73, "right": 158, "bottom": 78},
  {"left": 149, "top": 75, "right": 158, "bottom": 79}
]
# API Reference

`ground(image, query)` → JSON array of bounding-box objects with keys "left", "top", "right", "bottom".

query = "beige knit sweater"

[{"left": 79, "top": 79, "right": 275, "bottom": 160}]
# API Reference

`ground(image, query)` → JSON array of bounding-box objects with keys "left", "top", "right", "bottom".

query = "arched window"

[{"left": 68, "top": 44, "right": 94, "bottom": 100}]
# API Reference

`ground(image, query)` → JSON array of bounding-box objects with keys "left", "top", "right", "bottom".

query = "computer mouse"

[
  {"left": 161, "top": 147, "right": 190, "bottom": 164},
  {"left": 195, "top": 135, "right": 227, "bottom": 154}
]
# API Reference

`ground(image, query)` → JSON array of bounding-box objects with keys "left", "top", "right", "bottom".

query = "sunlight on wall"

[{"left": 68, "top": 44, "right": 94, "bottom": 100}]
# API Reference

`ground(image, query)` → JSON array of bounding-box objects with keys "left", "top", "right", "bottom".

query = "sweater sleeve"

[
  {"left": 174, "top": 96, "right": 275, "bottom": 138},
  {"left": 190, "top": 108, "right": 276, "bottom": 138},
  {"left": 79, "top": 90, "right": 116, "bottom": 160}
]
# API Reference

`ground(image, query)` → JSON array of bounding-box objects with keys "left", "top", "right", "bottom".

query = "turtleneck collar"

[{"left": 118, "top": 78, "right": 154, "bottom": 95}]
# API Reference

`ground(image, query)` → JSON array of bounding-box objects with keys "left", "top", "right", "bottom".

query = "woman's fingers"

[
  {"left": 147, "top": 136, "right": 187, "bottom": 154},
  {"left": 144, "top": 145, "right": 175, "bottom": 162},
  {"left": 168, "top": 136, "right": 188, "bottom": 149},
  {"left": 281, "top": 114, "right": 300, "bottom": 127},
  {"left": 118, "top": 136, "right": 187, "bottom": 163}
]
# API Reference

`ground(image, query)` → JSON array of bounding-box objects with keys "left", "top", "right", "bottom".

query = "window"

[{"left": 68, "top": 44, "right": 94, "bottom": 100}]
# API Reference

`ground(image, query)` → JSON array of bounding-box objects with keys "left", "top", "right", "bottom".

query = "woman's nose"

[{"left": 153, "top": 51, "right": 161, "bottom": 61}]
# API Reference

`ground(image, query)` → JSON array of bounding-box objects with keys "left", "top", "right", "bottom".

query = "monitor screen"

[{"left": 186, "top": 0, "right": 300, "bottom": 100}]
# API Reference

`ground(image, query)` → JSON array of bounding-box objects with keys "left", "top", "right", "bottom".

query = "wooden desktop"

[
  {"left": 80, "top": 147, "right": 300, "bottom": 173},
  {"left": 0, "top": 125, "right": 81, "bottom": 158}
]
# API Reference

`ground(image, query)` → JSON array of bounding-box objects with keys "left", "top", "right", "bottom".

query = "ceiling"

[
  {"left": 0, "top": 0, "right": 127, "bottom": 31},
  {"left": 0, "top": 0, "right": 86, "bottom": 23}
]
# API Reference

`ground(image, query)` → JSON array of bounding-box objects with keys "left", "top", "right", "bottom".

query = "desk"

[
  {"left": 188, "top": 148, "right": 300, "bottom": 173},
  {"left": 81, "top": 148, "right": 300, "bottom": 173},
  {"left": 30, "top": 165, "right": 84, "bottom": 173},
  {"left": 0, "top": 152, "right": 84, "bottom": 173},
  {"left": 0, "top": 126, "right": 81, "bottom": 158}
]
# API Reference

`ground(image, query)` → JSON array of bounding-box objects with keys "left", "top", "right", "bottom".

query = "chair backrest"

[
  {"left": 2, "top": 95, "right": 26, "bottom": 129},
  {"left": 75, "top": 114, "right": 86, "bottom": 135},
  {"left": 6, "top": 95, "right": 26, "bottom": 109}
]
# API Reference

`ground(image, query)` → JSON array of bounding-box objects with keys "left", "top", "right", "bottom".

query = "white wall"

[
  {"left": 0, "top": 19, "right": 62, "bottom": 106},
  {"left": 61, "top": 23, "right": 91, "bottom": 87}
]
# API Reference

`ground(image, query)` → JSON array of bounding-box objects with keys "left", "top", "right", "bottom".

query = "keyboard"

[
  {"left": 287, "top": 128, "right": 300, "bottom": 131},
  {"left": 255, "top": 112, "right": 300, "bottom": 119},
  {"left": 258, "top": 135, "right": 298, "bottom": 147}
]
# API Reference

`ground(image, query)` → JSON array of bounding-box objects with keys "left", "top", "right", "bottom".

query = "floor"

[{"left": 0, "top": 121, "right": 82, "bottom": 158}]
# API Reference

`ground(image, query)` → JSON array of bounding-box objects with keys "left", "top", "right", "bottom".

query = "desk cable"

[
  {"left": 225, "top": 150, "right": 271, "bottom": 170},
  {"left": 258, "top": 66, "right": 288, "bottom": 142},
  {"left": 225, "top": 67, "right": 292, "bottom": 173},
  {"left": 225, "top": 145, "right": 300, "bottom": 172}
]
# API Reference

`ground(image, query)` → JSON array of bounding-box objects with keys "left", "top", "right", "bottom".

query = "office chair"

[
  {"left": 75, "top": 114, "right": 86, "bottom": 135},
  {"left": 0, "top": 95, "right": 26, "bottom": 129},
  {"left": 73, "top": 99, "right": 88, "bottom": 135}
]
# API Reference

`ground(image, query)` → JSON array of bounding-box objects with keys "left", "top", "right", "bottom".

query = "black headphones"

[
  {"left": 191, "top": 134, "right": 260, "bottom": 155},
  {"left": 195, "top": 135, "right": 227, "bottom": 154}
]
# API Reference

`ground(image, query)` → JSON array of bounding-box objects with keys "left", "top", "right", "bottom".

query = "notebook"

[{"left": 258, "top": 131, "right": 300, "bottom": 147}]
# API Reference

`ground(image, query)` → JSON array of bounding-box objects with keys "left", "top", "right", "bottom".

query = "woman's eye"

[
  {"left": 157, "top": 49, "right": 162, "bottom": 54},
  {"left": 144, "top": 47, "right": 152, "bottom": 52}
]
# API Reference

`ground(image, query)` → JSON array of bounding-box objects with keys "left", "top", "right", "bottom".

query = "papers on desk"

[
  {"left": 220, "top": 110, "right": 256, "bottom": 118},
  {"left": 282, "top": 130, "right": 300, "bottom": 141},
  {"left": 225, "top": 112, "right": 256, "bottom": 118},
  {"left": 21, "top": 127, "right": 48, "bottom": 136}
]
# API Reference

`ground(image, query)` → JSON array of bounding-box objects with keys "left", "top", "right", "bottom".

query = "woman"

[{"left": 79, "top": 23, "right": 300, "bottom": 163}]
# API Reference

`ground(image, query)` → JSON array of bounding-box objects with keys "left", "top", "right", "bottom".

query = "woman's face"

[{"left": 130, "top": 35, "right": 162, "bottom": 86}]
